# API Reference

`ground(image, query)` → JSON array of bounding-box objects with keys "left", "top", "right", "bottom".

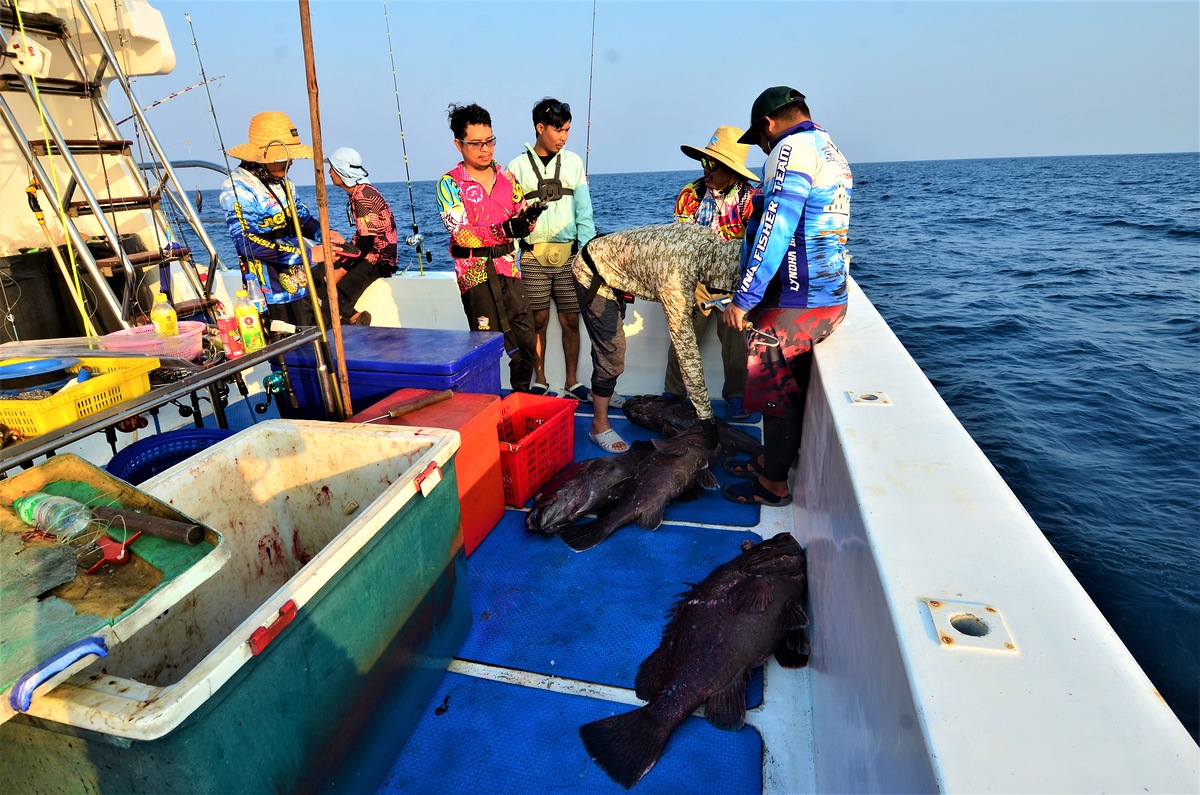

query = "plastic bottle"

[
  {"left": 149, "top": 292, "right": 178, "bottom": 337},
  {"left": 234, "top": 289, "right": 266, "bottom": 352},
  {"left": 244, "top": 274, "right": 271, "bottom": 336}
]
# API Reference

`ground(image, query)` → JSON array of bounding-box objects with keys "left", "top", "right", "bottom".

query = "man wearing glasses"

[
  {"left": 507, "top": 98, "right": 596, "bottom": 401},
  {"left": 667, "top": 125, "right": 761, "bottom": 421},
  {"left": 437, "top": 103, "right": 546, "bottom": 392}
]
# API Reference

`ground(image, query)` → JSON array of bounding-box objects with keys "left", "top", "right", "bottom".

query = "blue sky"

[{"left": 131, "top": 1, "right": 1199, "bottom": 186}]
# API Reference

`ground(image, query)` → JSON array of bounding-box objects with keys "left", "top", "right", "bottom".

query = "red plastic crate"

[{"left": 496, "top": 393, "right": 576, "bottom": 507}]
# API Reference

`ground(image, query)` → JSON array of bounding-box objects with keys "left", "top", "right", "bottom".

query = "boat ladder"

[{"left": 0, "top": 1, "right": 223, "bottom": 332}]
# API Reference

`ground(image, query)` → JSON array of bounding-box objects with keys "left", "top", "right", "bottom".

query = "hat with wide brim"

[
  {"left": 737, "top": 86, "right": 806, "bottom": 144},
  {"left": 680, "top": 126, "right": 759, "bottom": 182},
  {"left": 227, "top": 111, "right": 314, "bottom": 162}
]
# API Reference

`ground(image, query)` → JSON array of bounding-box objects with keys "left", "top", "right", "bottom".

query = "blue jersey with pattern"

[
  {"left": 734, "top": 121, "right": 852, "bottom": 311},
  {"left": 219, "top": 167, "right": 321, "bottom": 304}
]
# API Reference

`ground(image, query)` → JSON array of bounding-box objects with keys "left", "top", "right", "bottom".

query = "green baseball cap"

[{"left": 737, "top": 86, "right": 806, "bottom": 144}]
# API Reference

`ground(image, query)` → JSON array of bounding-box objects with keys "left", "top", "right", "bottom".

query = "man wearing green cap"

[{"left": 719, "top": 87, "right": 853, "bottom": 507}]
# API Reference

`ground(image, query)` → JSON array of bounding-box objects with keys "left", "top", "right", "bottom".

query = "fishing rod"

[
  {"left": 382, "top": 0, "right": 432, "bottom": 274},
  {"left": 185, "top": 12, "right": 305, "bottom": 415},
  {"left": 186, "top": 12, "right": 248, "bottom": 293},
  {"left": 114, "top": 76, "right": 223, "bottom": 126},
  {"left": 584, "top": 0, "right": 597, "bottom": 177}
]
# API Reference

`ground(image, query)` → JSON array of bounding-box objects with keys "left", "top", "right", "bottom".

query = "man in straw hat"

[
  {"left": 719, "top": 86, "right": 853, "bottom": 507},
  {"left": 219, "top": 110, "right": 339, "bottom": 327},
  {"left": 665, "top": 125, "right": 761, "bottom": 421}
]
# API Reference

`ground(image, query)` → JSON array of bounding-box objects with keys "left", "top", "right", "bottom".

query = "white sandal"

[{"left": 588, "top": 427, "right": 628, "bottom": 453}]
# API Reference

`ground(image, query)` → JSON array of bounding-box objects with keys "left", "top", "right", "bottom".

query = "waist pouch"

[{"left": 527, "top": 241, "right": 574, "bottom": 268}]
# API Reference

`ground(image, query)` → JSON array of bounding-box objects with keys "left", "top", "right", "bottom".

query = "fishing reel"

[
  {"left": 254, "top": 372, "right": 288, "bottom": 415},
  {"left": 404, "top": 233, "right": 432, "bottom": 267}
]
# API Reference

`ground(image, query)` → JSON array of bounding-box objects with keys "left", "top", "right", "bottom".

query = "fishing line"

[
  {"left": 584, "top": 0, "right": 597, "bottom": 178},
  {"left": 382, "top": 0, "right": 431, "bottom": 274}
]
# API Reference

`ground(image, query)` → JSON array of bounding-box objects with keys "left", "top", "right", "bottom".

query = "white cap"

[{"left": 326, "top": 147, "right": 370, "bottom": 186}]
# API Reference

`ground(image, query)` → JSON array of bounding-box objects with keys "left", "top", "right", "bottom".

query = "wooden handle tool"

[{"left": 361, "top": 389, "right": 453, "bottom": 423}]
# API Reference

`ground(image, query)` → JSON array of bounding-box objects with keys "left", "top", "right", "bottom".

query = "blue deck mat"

[
  {"left": 564, "top": 414, "right": 762, "bottom": 527},
  {"left": 460, "top": 510, "right": 763, "bottom": 705},
  {"left": 378, "top": 671, "right": 763, "bottom": 795}
]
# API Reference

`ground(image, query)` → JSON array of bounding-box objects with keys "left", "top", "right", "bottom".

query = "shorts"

[
  {"left": 743, "top": 304, "right": 847, "bottom": 419},
  {"left": 521, "top": 252, "right": 581, "bottom": 314}
]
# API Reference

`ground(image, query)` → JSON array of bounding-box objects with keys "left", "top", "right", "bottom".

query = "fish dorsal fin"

[
  {"left": 704, "top": 668, "right": 750, "bottom": 731},
  {"left": 729, "top": 576, "right": 773, "bottom": 613}
]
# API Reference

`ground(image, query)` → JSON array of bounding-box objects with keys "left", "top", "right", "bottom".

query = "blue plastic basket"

[{"left": 106, "top": 427, "right": 235, "bottom": 485}]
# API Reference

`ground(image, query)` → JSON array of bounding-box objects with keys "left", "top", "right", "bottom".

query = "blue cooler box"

[{"left": 282, "top": 326, "right": 506, "bottom": 418}]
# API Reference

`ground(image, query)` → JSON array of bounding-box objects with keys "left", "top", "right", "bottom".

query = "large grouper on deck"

[
  {"left": 621, "top": 394, "right": 763, "bottom": 457},
  {"left": 579, "top": 532, "right": 810, "bottom": 789},
  {"left": 559, "top": 429, "right": 719, "bottom": 552},
  {"left": 526, "top": 441, "right": 655, "bottom": 536}
]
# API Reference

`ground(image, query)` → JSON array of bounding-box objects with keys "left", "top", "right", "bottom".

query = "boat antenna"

[
  {"left": 185, "top": 12, "right": 248, "bottom": 286},
  {"left": 382, "top": 0, "right": 432, "bottom": 275},
  {"left": 584, "top": 0, "right": 597, "bottom": 177}
]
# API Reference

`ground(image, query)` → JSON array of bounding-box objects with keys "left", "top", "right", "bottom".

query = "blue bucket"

[{"left": 106, "top": 427, "right": 235, "bottom": 485}]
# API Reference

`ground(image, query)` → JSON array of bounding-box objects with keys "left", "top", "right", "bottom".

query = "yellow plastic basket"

[{"left": 0, "top": 356, "right": 159, "bottom": 438}]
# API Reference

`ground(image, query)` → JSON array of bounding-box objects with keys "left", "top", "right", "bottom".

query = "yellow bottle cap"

[
  {"left": 237, "top": 289, "right": 248, "bottom": 297},
  {"left": 155, "top": 292, "right": 167, "bottom": 301}
]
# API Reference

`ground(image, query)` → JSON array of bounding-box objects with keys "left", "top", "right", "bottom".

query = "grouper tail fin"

[{"left": 579, "top": 706, "right": 670, "bottom": 789}]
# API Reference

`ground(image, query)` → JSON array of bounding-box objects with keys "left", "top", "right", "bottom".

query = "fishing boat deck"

[{"left": 373, "top": 400, "right": 811, "bottom": 794}]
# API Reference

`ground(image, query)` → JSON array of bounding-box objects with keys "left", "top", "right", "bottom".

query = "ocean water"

[{"left": 196, "top": 152, "right": 1199, "bottom": 738}]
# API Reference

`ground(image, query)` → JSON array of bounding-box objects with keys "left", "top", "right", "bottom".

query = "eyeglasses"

[
  {"left": 701, "top": 157, "right": 725, "bottom": 173},
  {"left": 458, "top": 136, "right": 497, "bottom": 151},
  {"left": 547, "top": 101, "right": 570, "bottom": 116}
]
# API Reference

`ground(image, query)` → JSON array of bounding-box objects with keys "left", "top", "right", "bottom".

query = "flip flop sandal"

[
  {"left": 351, "top": 311, "right": 372, "bottom": 326},
  {"left": 588, "top": 428, "right": 629, "bottom": 454},
  {"left": 607, "top": 393, "right": 626, "bottom": 408},
  {"left": 721, "top": 479, "right": 792, "bottom": 507},
  {"left": 529, "top": 382, "right": 550, "bottom": 396},
  {"left": 723, "top": 457, "right": 764, "bottom": 478},
  {"left": 565, "top": 383, "right": 591, "bottom": 402}
]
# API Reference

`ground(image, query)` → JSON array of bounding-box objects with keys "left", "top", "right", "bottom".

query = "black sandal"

[
  {"left": 721, "top": 479, "right": 792, "bottom": 507},
  {"left": 723, "top": 457, "right": 764, "bottom": 478}
]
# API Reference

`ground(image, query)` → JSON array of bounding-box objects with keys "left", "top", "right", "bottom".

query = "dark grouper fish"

[
  {"left": 526, "top": 441, "right": 655, "bottom": 537},
  {"left": 559, "top": 430, "right": 718, "bottom": 552},
  {"left": 622, "top": 394, "right": 763, "bottom": 458},
  {"left": 579, "top": 532, "right": 810, "bottom": 789}
]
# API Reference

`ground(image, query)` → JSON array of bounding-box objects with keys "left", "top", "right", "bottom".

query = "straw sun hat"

[
  {"left": 680, "top": 126, "right": 759, "bottom": 182},
  {"left": 227, "top": 111, "right": 314, "bottom": 163}
]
